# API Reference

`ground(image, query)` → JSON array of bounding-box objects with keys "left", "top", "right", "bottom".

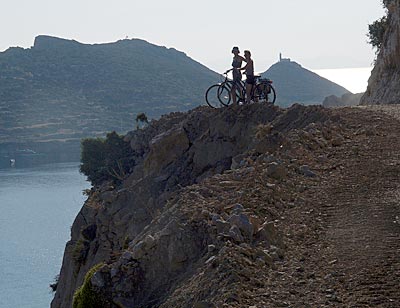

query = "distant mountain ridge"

[
  {"left": 0, "top": 36, "right": 352, "bottom": 166},
  {"left": 262, "top": 59, "right": 350, "bottom": 107},
  {"left": 0, "top": 35, "right": 219, "bottom": 164}
]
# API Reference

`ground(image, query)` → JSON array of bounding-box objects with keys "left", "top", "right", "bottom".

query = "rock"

[
  {"left": 228, "top": 213, "right": 254, "bottom": 239},
  {"left": 299, "top": 165, "right": 316, "bottom": 177},
  {"left": 207, "top": 244, "right": 216, "bottom": 253},
  {"left": 228, "top": 225, "right": 244, "bottom": 243},
  {"left": 256, "top": 222, "right": 283, "bottom": 247},
  {"left": 265, "top": 162, "right": 287, "bottom": 180},
  {"left": 215, "top": 219, "right": 230, "bottom": 234},
  {"left": 167, "top": 240, "right": 188, "bottom": 264},
  {"left": 194, "top": 302, "right": 216, "bottom": 308},
  {"left": 231, "top": 153, "right": 247, "bottom": 169},
  {"left": 81, "top": 224, "right": 97, "bottom": 241},
  {"left": 143, "top": 235, "right": 156, "bottom": 249},
  {"left": 100, "top": 191, "right": 117, "bottom": 204},
  {"left": 257, "top": 249, "right": 273, "bottom": 266},
  {"left": 331, "top": 135, "right": 344, "bottom": 147},
  {"left": 110, "top": 267, "right": 118, "bottom": 278},
  {"left": 249, "top": 215, "right": 261, "bottom": 231},
  {"left": 232, "top": 203, "right": 244, "bottom": 214},
  {"left": 205, "top": 256, "right": 217, "bottom": 264},
  {"left": 131, "top": 241, "right": 147, "bottom": 260},
  {"left": 91, "top": 270, "right": 105, "bottom": 288},
  {"left": 143, "top": 126, "right": 190, "bottom": 175},
  {"left": 211, "top": 213, "right": 223, "bottom": 224}
]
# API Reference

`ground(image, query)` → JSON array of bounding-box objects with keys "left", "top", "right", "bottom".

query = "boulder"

[
  {"left": 228, "top": 213, "right": 254, "bottom": 239},
  {"left": 265, "top": 162, "right": 287, "bottom": 180},
  {"left": 143, "top": 126, "right": 190, "bottom": 175}
]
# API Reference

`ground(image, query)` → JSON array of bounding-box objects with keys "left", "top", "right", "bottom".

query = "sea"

[
  {"left": 0, "top": 163, "right": 90, "bottom": 308},
  {"left": 313, "top": 67, "right": 373, "bottom": 94}
]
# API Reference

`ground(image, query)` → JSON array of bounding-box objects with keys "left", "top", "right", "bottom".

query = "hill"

[
  {"left": 52, "top": 103, "right": 400, "bottom": 307},
  {"left": 0, "top": 35, "right": 218, "bottom": 165},
  {"left": 262, "top": 58, "right": 350, "bottom": 107}
]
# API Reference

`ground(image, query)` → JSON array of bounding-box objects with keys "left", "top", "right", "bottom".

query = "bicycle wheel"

[
  {"left": 254, "top": 83, "right": 276, "bottom": 104},
  {"left": 205, "top": 84, "right": 230, "bottom": 108}
]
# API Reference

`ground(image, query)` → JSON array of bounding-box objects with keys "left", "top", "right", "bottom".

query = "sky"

[{"left": 1, "top": 0, "right": 385, "bottom": 74}]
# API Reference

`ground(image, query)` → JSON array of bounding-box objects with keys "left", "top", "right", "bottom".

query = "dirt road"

[{"left": 265, "top": 105, "right": 400, "bottom": 307}]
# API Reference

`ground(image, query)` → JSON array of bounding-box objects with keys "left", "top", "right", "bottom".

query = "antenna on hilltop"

[{"left": 279, "top": 52, "right": 291, "bottom": 63}]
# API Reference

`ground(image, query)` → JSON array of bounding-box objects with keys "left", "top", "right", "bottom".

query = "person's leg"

[
  {"left": 231, "top": 84, "right": 237, "bottom": 105},
  {"left": 246, "top": 83, "right": 252, "bottom": 103}
]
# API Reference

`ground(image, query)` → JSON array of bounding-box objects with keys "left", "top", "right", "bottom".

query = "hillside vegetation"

[{"left": 0, "top": 35, "right": 218, "bottom": 157}]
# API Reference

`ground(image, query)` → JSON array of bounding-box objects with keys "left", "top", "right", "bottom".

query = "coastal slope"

[{"left": 52, "top": 103, "right": 400, "bottom": 307}]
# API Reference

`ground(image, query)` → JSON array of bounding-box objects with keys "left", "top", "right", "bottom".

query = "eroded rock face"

[
  {"left": 51, "top": 103, "right": 339, "bottom": 308},
  {"left": 361, "top": 1, "right": 400, "bottom": 105}
]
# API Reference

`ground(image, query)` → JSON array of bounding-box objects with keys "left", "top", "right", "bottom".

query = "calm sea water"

[{"left": 0, "top": 163, "right": 90, "bottom": 308}]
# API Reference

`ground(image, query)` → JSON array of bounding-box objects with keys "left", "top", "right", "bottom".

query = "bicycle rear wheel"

[
  {"left": 205, "top": 84, "right": 230, "bottom": 108},
  {"left": 254, "top": 83, "right": 276, "bottom": 104}
]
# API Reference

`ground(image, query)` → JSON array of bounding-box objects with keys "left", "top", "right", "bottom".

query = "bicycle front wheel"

[
  {"left": 205, "top": 84, "right": 230, "bottom": 108},
  {"left": 254, "top": 83, "right": 276, "bottom": 104}
]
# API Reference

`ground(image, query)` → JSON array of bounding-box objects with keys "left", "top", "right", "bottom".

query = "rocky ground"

[
  {"left": 52, "top": 103, "right": 400, "bottom": 308},
  {"left": 252, "top": 105, "right": 400, "bottom": 308}
]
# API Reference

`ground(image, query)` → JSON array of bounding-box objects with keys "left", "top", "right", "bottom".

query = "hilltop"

[
  {"left": 262, "top": 58, "right": 350, "bottom": 107},
  {"left": 52, "top": 103, "right": 400, "bottom": 307},
  {"left": 0, "top": 36, "right": 218, "bottom": 163}
]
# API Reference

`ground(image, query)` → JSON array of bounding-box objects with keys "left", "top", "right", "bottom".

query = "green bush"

[
  {"left": 72, "top": 263, "right": 109, "bottom": 308},
  {"left": 367, "top": 1, "right": 393, "bottom": 52},
  {"left": 80, "top": 131, "right": 134, "bottom": 185},
  {"left": 368, "top": 15, "right": 388, "bottom": 52}
]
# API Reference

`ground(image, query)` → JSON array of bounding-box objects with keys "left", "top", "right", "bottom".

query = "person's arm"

[
  {"left": 240, "top": 59, "right": 253, "bottom": 72},
  {"left": 239, "top": 61, "right": 249, "bottom": 71}
]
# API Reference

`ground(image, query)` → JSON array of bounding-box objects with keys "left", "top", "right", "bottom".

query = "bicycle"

[
  {"left": 251, "top": 77, "right": 276, "bottom": 104},
  {"left": 205, "top": 71, "right": 244, "bottom": 108},
  {"left": 205, "top": 71, "right": 276, "bottom": 108}
]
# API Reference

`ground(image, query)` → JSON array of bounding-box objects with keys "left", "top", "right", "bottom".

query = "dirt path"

[{"left": 263, "top": 106, "right": 400, "bottom": 307}]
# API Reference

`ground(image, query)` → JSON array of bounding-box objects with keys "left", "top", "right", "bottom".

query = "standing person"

[
  {"left": 229, "top": 46, "right": 246, "bottom": 105},
  {"left": 241, "top": 50, "right": 255, "bottom": 104}
]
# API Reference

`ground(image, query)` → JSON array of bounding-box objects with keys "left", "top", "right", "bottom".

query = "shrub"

[
  {"left": 72, "top": 263, "right": 109, "bottom": 308},
  {"left": 80, "top": 131, "right": 134, "bottom": 185},
  {"left": 368, "top": 15, "right": 388, "bottom": 52},
  {"left": 50, "top": 275, "right": 59, "bottom": 292},
  {"left": 72, "top": 239, "right": 90, "bottom": 264}
]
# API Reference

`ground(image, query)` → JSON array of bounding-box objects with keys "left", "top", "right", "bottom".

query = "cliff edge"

[
  {"left": 52, "top": 103, "right": 400, "bottom": 307},
  {"left": 361, "top": 0, "right": 400, "bottom": 105}
]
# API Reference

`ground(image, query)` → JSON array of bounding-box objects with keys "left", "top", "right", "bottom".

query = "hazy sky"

[{"left": 1, "top": 0, "right": 385, "bottom": 73}]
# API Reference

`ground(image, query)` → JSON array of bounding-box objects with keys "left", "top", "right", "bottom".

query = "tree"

[
  {"left": 368, "top": 16, "right": 388, "bottom": 52},
  {"left": 80, "top": 131, "right": 134, "bottom": 185},
  {"left": 135, "top": 112, "right": 149, "bottom": 130}
]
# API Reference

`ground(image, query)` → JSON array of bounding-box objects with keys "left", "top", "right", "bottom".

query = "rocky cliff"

[
  {"left": 361, "top": 0, "right": 400, "bottom": 104},
  {"left": 52, "top": 103, "right": 352, "bottom": 308}
]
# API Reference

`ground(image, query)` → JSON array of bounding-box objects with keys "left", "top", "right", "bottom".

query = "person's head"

[
  {"left": 232, "top": 46, "right": 240, "bottom": 55},
  {"left": 244, "top": 50, "right": 251, "bottom": 59}
]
